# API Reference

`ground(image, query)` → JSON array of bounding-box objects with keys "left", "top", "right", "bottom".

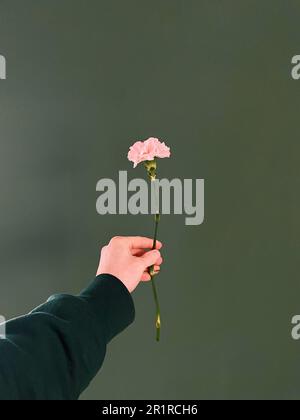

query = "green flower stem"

[
  {"left": 144, "top": 159, "right": 161, "bottom": 342},
  {"left": 149, "top": 213, "right": 161, "bottom": 342}
]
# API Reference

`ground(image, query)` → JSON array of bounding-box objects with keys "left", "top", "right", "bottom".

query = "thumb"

[{"left": 140, "top": 250, "right": 161, "bottom": 269}]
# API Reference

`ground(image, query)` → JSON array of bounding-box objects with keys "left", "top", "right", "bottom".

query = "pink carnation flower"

[{"left": 128, "top": 137, "right": 171, "bottom": 168}]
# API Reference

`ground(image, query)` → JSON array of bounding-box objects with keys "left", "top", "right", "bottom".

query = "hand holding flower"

[{"left": 97, "top": 236, "right": 163, "bottom": 293}]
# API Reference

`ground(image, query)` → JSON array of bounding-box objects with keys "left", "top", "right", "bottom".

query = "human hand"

[{"left": 96, "top": 236, "right": 163, "bottom": 293}]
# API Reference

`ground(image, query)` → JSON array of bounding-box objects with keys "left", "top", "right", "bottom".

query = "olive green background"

[{"left": 0, "top": 0, "right": 299, "bottom": 400}]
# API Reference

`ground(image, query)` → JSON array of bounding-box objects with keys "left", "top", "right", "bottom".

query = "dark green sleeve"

[{"left": 0, "top": 274, "right": 135, "bottom": 400}]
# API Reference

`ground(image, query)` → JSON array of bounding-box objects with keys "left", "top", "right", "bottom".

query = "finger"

[
  {"left": 155, "top": 257, "right": 163, "bottom": 266},
  {"left": 128, "top": 236, "right": 162, "bottom": 250},
  {"left": 143, "top": 265, "right": 160, "bottom": 273},
  {"left": 132, "top": 248, "right": 148, "bottom": 257},
  {"left": 141, "top": 265, "right": 160, "bottom": 281},
  {"left": 140, "top": 249, "right": 161, "bottom": 268},
  {"left": 132, "top": 249, "right": 163, "bottom": 265},
  {"left": 141, "top": 272, "right": 151, "bottom": 281}
]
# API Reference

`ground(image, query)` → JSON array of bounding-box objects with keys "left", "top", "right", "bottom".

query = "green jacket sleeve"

[{"left": 0, "top": 274, "right": 135, "bottom": 400}]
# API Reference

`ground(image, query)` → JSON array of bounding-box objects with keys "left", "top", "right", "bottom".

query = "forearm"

[{"left": 0, "top": 274, "right": 135, "bottom": 400}]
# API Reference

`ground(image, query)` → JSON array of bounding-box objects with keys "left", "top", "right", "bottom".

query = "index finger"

[{"left": 127, "top": 236, "right": 162, "bottom": 250}]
